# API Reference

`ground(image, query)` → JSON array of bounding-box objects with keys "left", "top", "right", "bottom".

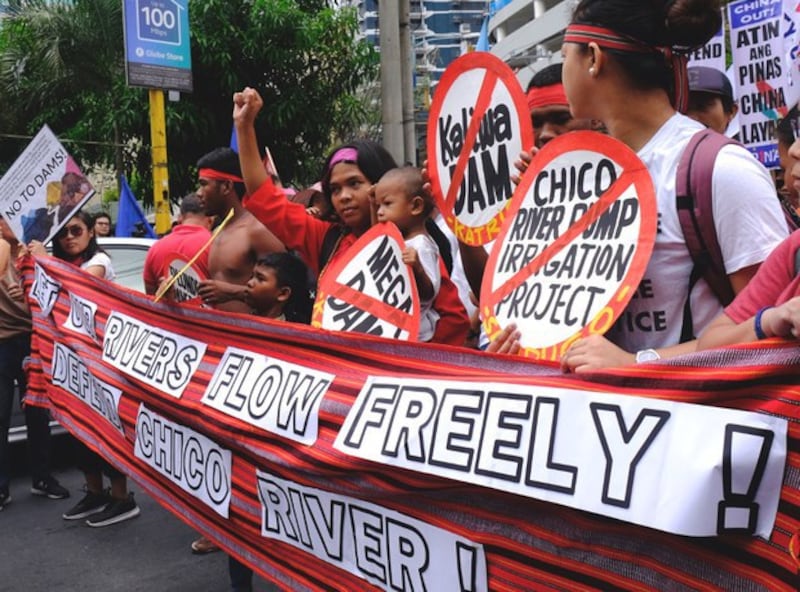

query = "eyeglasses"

[{"left": 56, "top": 224, "right": 85, "bottom": 239}]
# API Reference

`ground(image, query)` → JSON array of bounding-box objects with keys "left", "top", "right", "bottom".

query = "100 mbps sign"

[{"left": 137, "top": 0, "right": 182, "bottom": 45}]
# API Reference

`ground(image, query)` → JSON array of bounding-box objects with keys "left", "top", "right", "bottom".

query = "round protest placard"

[
  {"left": 312, "top": 222, "right": 420, "bottom": 341},
  {"left": 165, "top": 254, "right": 207, "bottom": 304},
  {"left": 481, "top": 131, "right": 657, "bottom": 361},
  {"left": 427, "top": 52, "right": 534, "bottom": 246}
]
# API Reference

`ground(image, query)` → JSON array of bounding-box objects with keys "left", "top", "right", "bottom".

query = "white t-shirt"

[
  {"left": 82, "top": 252, "right": 115, "bottom": 281},
  {"left": 606, "top": 113, "right": 788, "bottom": 351},
  {"left": 407, "top": 233, "right": 441, "bottom": 342}
]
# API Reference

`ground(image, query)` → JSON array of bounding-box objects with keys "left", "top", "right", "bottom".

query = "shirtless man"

[{"left": 195, "top": 147, "right": 284, "bottom": 313}]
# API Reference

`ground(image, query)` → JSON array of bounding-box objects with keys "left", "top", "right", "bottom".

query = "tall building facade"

[
  {"left": 487, "top": 0, "right": 570, "bottom": 87},
  {"left": 353, "top": 0, "right": 488, "bottom": 86},
  {"left": 349, "top": 0, "right": 488, "bottom": 157}
]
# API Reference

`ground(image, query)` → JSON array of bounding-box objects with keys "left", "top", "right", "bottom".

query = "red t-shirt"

[
  {"left": 143, "top": 224, "right": 212, "bottom": 297},
  {"left": 725, "top": 230, "right": 800, "bottom": 323}
]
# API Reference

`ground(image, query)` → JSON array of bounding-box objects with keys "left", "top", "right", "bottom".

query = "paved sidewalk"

[{"left": 0, "top": 441, "right": 277, "bottom": 592}]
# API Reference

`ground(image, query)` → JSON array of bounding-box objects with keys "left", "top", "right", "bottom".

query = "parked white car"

[{"left": 9, "top": 236, "right": 155, "bottom": 443}]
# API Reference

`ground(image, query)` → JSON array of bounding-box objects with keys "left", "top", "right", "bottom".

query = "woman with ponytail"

[{"left": 557, "top": 0, "right": 790, "bottom": 371}]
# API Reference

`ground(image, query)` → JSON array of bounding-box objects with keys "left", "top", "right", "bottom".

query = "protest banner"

[
  {"left": 312, "top": 222, "right": 420, "bottom": 341},
  {"left": 689, "top": 10, "right": 727, "bottom": 72},
  {"left": 728, "top": 0, "right": 788, "bottom": 168},
  {"left": 0, "top": 125, "right": 95, "bottom": 244},
  {"left": 426, "top": 52, "right": 534, "bottom": 246},
  {"left": 480, "top": 131, "right": 657, "bottom": 361},
  {"left": 22, "top": 255, "right": 800, "bottom": 591},
  {"left": 783, "top": 0, "right": 800, "bottom": 108}
]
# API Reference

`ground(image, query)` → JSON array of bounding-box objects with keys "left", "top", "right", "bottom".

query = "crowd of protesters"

[{"left": 3, "top": 0, "right": 800, "bottom": 591}]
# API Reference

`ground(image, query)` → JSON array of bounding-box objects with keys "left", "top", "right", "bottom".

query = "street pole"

[
  {"left": 148, "top": 89, "right": 171, "bottom": 235},
  {"left": 399, "top": 0, "right": 416, "bottom": 164},
  {"left": 380, "top": 0, "right": 404, "bottom": 163}
]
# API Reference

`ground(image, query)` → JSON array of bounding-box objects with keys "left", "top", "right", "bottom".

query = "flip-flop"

[{"left": 191, "top": 536, "right": 220, "bottom": 555}]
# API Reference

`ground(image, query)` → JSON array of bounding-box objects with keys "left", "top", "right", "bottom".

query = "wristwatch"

[{"left": 635, "top": 349, "right": 661, "bottom": 363}]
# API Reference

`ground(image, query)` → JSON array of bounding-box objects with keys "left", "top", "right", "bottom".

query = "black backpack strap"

[
  {"left": 676, "top": 129, "right": 739, "bottom": 342},
  {"left": 425, "top": 218, "right": 453, "bottom": 276},
  {"left": 319, "top": 225, "right": 346, "bottom": 273},
  {"left": 795, "top": 241, "right": 800, "bottom": 276}
]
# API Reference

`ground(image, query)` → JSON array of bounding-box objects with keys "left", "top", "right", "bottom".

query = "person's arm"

[
  {"left": 760, "top": 297, "right": 800, "bottom": 339},
  {"left": 696, "top": 312, "right": 755, "bottom": 349},
  {"left": 713, "top": 145, "right": 788, "bottom": 287},
  {"left": 485, "top": 323, "right": 522, "bottom": 355},
  {"left": 403, "top": 247, "right": 434, "bottom": 301},
  {"left": 83, "top": 265, "right": 105, "bottom": 278},
  {"left": 699, "top": 297, "right": 800, "bottom": 349},
  {"left": 27, "top": 240, "right": 47, "bottom": 258},
  {"left": 729, "top": 263, "right": 759, "bottom": 294},
  {"left": 0, "top": 240, "right": 9, "bottom": 276},
  {"left": 233, "top": 87, "right": 269, "bottom": 198},
  {"left": 249, "top": 218, "right": 286, "bottom": 259},
  {"left": 700, "top": 234, "right": 798, "bottom": 350},
  {"left": 233, "top": 88, "right": 330, "bottom": 270},
  {"left": 560, "top": 335, "right": 697, "bottom": 373},
  {"left": 197, "top": 279, "right": 248, "bottom": 305}
]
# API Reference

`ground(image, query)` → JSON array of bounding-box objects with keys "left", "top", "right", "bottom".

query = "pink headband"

[
  {"left": 563, "top": 24, "right": 690, "bottom": 113},
  {"left": 328, "top": 147, "right": 358, "bottom": 170}
]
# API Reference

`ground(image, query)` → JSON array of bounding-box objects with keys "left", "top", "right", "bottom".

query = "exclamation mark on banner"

[
  {"left": 456, "top": 542, "right": 477, "bottom": 592},
  {"left": 716, "top": 425, "right": 774, "bottom": 535}
]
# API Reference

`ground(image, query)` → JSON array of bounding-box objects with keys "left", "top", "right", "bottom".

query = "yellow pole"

[{"left": 149, "top": 89, "right": 171, "bottom": 235}]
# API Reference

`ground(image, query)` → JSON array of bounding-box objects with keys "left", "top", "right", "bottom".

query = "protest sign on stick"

[
  {"left": 312, "top": 222, "right": 421, "bottom": 341},
  {"left": 427, "top": 52, "right": 534, "bottom": 246},
  {"left": 782, "top": 0, "right": 800, "bottom": 109},
  {"left": 0, "top": 125, "right": 95, "bottom": 244},
  {"left": 689, "top": 10, "right": 727, "bottom": 72},
  {"left": 728, "top": 0, "right": 787, "bottom": 168},
  {"left": 481, "top": 131, "right": 657, "bottom": 361}
]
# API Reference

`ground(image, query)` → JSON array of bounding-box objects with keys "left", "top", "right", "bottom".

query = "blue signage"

[{"left": 123, "top": 0, "right": 193, "bottom": 92}]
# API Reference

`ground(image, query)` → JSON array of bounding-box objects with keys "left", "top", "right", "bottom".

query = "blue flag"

[
  {"left": 230, "top": 125, "right": 238, "bottom": 153},
  {"left": 476, "top": 17, "right": 490, "bottom": 52},
  {"left": 115, "top": 176, "right": 157, "bottom": 238}
]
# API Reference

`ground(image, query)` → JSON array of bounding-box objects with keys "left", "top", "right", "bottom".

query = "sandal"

[{"left": 191, "top": 536, "right": 220, "bottom": 555}]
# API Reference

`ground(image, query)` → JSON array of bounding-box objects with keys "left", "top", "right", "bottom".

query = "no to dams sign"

[
  {"left": 481, "top": 132, "right": 657, "bottom": 361},
  {"left": 312, "top": 223, "right": 421, "bottom": 341},
  {"left": 427, "top": 52, "right": 534, "bottom": 246}
]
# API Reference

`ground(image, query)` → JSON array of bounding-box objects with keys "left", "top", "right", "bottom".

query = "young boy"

[
  {"left": 372, "top": 166, "right": 441, "bottom": 342},
  {"left": 245, "top": 252, "right": 312, "bottom": 323},
  {"left": 225, "top": 251, "right": 312, "bottom": 591}
]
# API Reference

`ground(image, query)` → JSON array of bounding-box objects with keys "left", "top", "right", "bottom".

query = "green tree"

[{"left": 0, "top": 0, "right": 378, "bottom": 201}]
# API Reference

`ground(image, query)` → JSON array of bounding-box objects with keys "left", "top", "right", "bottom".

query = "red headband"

[
  {"left": 198, "top": 168, "right": 244, "bottom": 184},
  {"left": 527, "top": 84, "right": 569, "bottom": 110},
  {"left": 563, "top": 24, "right": 689, "bottom": 113}
]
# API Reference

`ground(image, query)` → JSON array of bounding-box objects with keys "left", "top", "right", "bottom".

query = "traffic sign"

[{"left": 123, "top": 0, "right": 193, "bottom": 92}]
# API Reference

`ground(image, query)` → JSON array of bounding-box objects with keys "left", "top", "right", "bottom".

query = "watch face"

[{"left": 636, "top": 349, "right": 660, "bottom": 363}]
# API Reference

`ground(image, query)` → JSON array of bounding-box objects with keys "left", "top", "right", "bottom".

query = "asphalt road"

[{"left": 1, "top": 437, "right": 278, "bottom": 592}]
